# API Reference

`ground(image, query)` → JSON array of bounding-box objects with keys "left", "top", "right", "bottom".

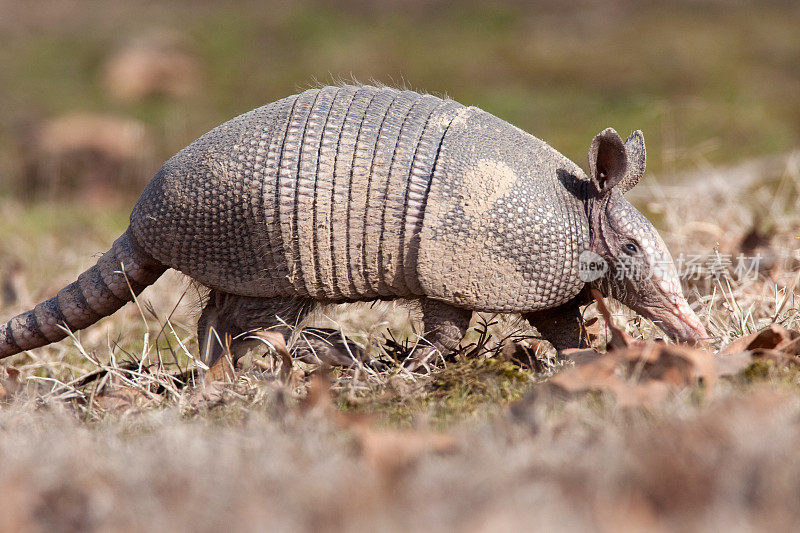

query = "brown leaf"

[
  {"left": 549, "top": 353, "right": 671, "bottom": 407},
  {"left": 188, "top": 380, "right": 227, "bottom": 410},
  {"left": 582, "top": 316, "right": 607, "bottom": 349},
  {"left": 549, "top": 353, "right": 618, "bottom": 392},
  {"left": 782, "top": 337, "right": 800, "bottom": 356},
  {"left": 202, "top": 331, "right": 238, "bottom": 386},
  {"left": 204, "top": 352, "right": 236, "bottom": 385},
  {"left": 0, "top": 367, "right": 21, "bottom": 400},
  {"left": 93, "top": 385, "right": 160, "bottom": 412},
  {"left": 290, "top": 368, "right": 456, "bottom": 485},
  {"left": 548, "top": 341, "right": 716, "bottom": 407},
  {"left": 561, "top": 348, "right": 602, "bottom": 366},
  {"left": 635, "top": 343, "right": 717, "bottom": 388},
  {"left": 720, "top": 335, "right": 756, "bottom": 356},
  {"left": 713, "top": 352, "right": 755, "bottom": 377},
  {"left": 248, "top": 330, "right": 293, "bottom": 381},
  {"left": 501, "top": 339, "right": 544, "bottom": 371},
  {"left": 353, "top": 425, "right": 457, "bottom": 484},
  {"left": 298, "top": 371, "right": 333, "bottom": 414},
  {"left": 721, "top": 324, "right": 800, "bottom": 356}
]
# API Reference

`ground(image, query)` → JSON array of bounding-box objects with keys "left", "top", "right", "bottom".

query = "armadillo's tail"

[{"left": 0, "top": 229, "right": 166, "bottom": 359}]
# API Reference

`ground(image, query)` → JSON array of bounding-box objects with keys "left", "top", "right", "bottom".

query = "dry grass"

[
  {"left": 3, "top": 376, "right": 800, "bottom": 531},
  {"left": 0, "top": 153, "right": 798, "bottom": 531}
]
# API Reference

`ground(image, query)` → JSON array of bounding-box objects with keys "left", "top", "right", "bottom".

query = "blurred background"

[{"left": 0, "top": 0, "right": 798, "bottom": 203}]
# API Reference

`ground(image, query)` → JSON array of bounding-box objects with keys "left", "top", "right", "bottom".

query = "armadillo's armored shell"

[
  {"left": 132, "top": 85, "right": 591, "bottom": 312},
  {"left": 131, "top": 86, "right": 465, "bottom": 300},
  {"left": 419, "top": 107, "right": 590, "bottom": 312}
]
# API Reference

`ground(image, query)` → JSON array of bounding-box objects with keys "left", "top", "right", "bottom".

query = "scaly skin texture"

[
  {"left": 418, "top": 106, "right": 589, "bottom": 311},
  {"left": 0, "top": 230, "right": 165, "bottom": 357},
  {"left": 0, "top": 85, "right": 706, "bottom": 364},
  {"left": 131, "top": 86, "right": 464, "bottom": 299}
]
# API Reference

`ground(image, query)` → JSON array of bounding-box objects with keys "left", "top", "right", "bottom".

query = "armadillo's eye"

[{"left": 624, "top": 242, "right": 639, "bottom": 254}]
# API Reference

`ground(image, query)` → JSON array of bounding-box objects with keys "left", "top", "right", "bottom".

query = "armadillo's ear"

[
  {"left": 588, "top": 127, "right": 627, "bottom": 196},
  {"left": 618, "top": 130, "right": 646, "bottom": 194}
]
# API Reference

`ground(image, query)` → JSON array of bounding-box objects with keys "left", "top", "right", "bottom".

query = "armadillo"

[{"left": 0, "top": 84, "right": 707, "bottom": 365}]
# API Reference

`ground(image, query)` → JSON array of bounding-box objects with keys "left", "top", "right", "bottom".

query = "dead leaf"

[
  {"left": 634, "top": 343, "right": 717, "bottom": 388},
  {"left": 713, "top": 352, "right": 755, "bottom": 377},
  {"left": 0, "top": 367, "right": 21, "bottom": 400},
  {"left": 501, "top": 339, "right": 544, "bottom": 371},
  {"left": 298, "top": 371, "right": 333, "bottom": 414},
  {"left": 187, "top": 380, "right": 227, "bottom": 410},
  {"left": 202, "top": 331, "right": 239, "bottom": 386},
  {"left": 203, "top": 351, "right": 236, "bottom": 385},
  {"left": 547, "top": 341, "right": 716, "bottom": 407},
  {"left": 248, "top": 330, "right": 293, "bottom": 381},
  {"left": 93, "top": 385, "right": 160, "bottom": 412},
  {"left": 721, "top": 324, "right": 800, "bottom": 356},
  {"left": 561, "top": 348, "right": 602, "bottom": 366},
  {"left": 290, "top": 366, "right": 456, "bottom": 485},
  {"left": 353, "top": 425, "right": 457, "bottom": 484},
  {"left": 549, "top": 352, "right": 672, "bottom": 407},
  {"left": 582, "top": 315, "right": 607, "bottom": 349}
]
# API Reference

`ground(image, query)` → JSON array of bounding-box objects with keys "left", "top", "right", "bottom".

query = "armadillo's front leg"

[
  {"left": 523, "top": 294, "right": 589, "bottom": 353},
  {"left": 411, "top": 298, "right": 472, "bottom": 366}
]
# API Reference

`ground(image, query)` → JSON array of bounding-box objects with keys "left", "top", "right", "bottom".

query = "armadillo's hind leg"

[
  {"left": 523, "top": 292, "right": 589, "bottom": 354},
  {"left": 197, "top": 291, "right": 242, "bottom": 367},
  {"left": 197, "top": 291, "right": 314, "bottom": 367},
  {"left": 198, "top": 292, "right": 372, "bottom": 368},
  {"left": 409, "top": 298, "right": 472, "bottom": 368}
]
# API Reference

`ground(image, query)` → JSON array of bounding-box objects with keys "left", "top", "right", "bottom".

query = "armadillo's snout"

[
  {"left": 644, "top": 253, "right": 709, "bottom": 345},
  {"left": 649, "top": 297, "right": 709, "bottom": 345}
]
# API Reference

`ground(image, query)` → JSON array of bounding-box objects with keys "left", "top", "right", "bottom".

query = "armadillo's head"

[{"left": 584, "top": 128, "right": 708, "bottom": 344}]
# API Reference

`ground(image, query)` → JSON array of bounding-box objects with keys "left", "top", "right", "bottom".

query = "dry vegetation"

[
  {"left": 1, "top": 1, "right": 800, "bottom": 531},
  {"left": 0, "top": 152, "right": 798, "bottom": 532}
]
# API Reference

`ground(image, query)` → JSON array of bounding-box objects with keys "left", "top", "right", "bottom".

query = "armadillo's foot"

[
  {"left": 524, "top": 293, "right": 589, "bottom": 355},
  {"left": 197, "top": 291, "right": 313, "bottom": 367},
  {"left": 292, "top": 328, "right": 387, "bottom": 370},
  {"left": 406, "top": 298, "right": 472, "bottom": 370}
]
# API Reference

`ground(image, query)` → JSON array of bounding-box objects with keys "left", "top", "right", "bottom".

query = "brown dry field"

[
  {"left": 2, "top": 1, "right": 800, "bottom": 531},
  {"left": 0, "top": 151, "right": 798, "bottom": 532}
]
